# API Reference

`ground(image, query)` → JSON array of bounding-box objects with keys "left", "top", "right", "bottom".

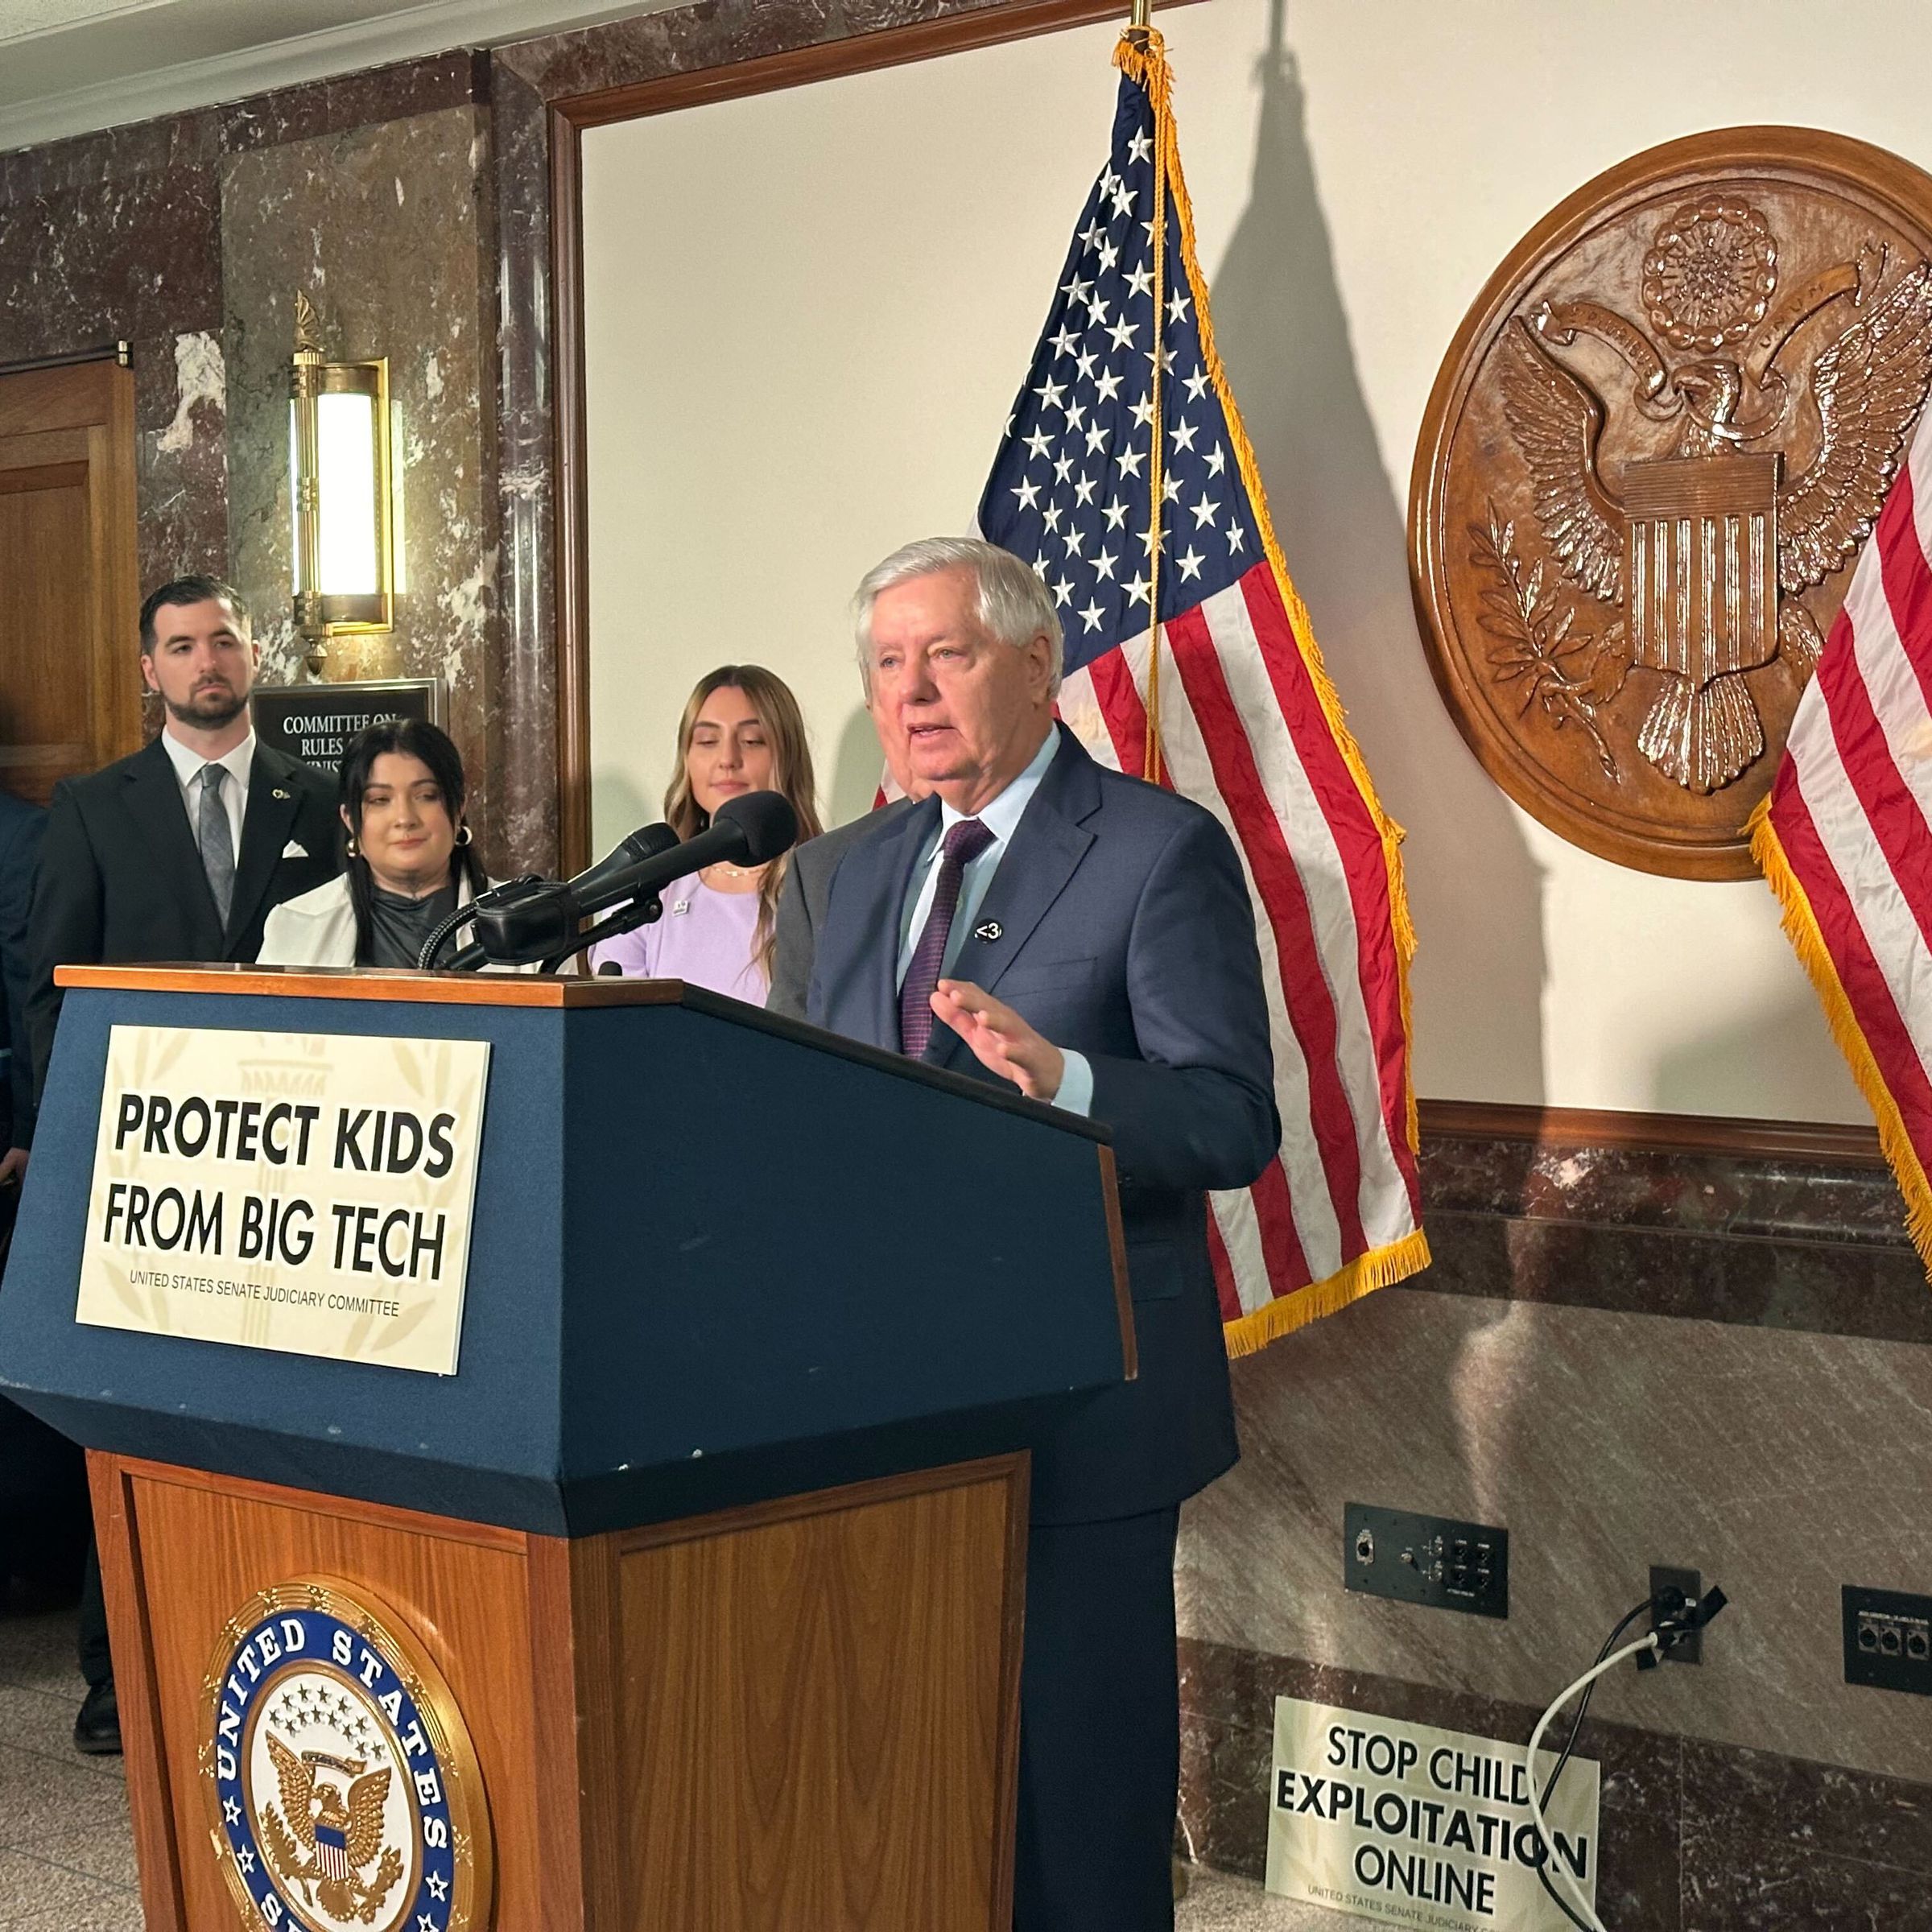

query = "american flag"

[
  {"left": 976, "top": 29, "right": 1428, "bottom": 1352},
  {"left": 1753, "top": 402, "right": 1932, "bottom": 1272}
]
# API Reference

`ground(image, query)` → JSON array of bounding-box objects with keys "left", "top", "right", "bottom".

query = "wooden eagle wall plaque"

[{"left": 1410, "top": 128, "right": 1932, "bottom": 878}]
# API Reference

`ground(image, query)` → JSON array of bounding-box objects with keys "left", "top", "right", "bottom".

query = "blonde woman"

[{"left": 588, "top": 666, "right": 822, "bottom": 1002}]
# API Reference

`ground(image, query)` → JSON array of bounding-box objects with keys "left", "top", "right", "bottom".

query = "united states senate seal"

[{"left": 200, "top": 1578, "right": 492, "bottom": 1932}]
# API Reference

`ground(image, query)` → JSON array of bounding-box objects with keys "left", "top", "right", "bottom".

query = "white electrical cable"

[{"left": 1525, "top": 1632, "right": 1662, "bottom": 1932}]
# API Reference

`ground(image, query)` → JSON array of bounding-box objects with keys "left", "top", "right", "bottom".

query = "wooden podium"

[{"left": 0, "top": 968, "right": 1134, "bottom": 1932}]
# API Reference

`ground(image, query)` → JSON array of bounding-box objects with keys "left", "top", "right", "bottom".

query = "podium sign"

[{"left": 76, "top": 1023, "right": 490, "bottom": 1375}]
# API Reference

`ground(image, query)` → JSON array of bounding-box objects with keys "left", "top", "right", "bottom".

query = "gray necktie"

[{"left": 196, "top": 763, "right": 234, "bottom": 926}]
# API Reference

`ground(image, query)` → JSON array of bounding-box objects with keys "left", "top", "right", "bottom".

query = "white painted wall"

[{"left": 580, "top": 0, "right": 1932, "bottom": 1120}]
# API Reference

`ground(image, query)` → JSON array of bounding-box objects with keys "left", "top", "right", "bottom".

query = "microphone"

[
  {"left": 568, "top": 820, "right": 682, "bottom": 900},
  {"left": 464, "top": 791, "right": 798, "bottom": 967},
  {"left": 420, "top": 821, "right": 680, "bottom": 969}
]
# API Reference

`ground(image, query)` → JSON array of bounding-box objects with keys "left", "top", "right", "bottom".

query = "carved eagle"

[
  {"left": 1780, "top": 263, "right": 1932, "bottom": 592},
  {"left": 1503, "top": 262, "right": 1932, "bottom": 617},
  {"left": 1496, "top": 261, "right": 1932, "bottom": 789}
]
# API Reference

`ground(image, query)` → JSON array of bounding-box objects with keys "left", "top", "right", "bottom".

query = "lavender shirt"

[{"left": 586, "top": 871, "right": 768, "bottom": 1005}]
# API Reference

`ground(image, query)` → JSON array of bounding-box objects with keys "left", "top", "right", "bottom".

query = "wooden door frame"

[
  {"left": 0, "top": 342, "right": 130, "bottom": 381},
  {"left": 545, "top": 0, "right": 1203, "bottom": 876},
  {"left": 0, "top": 354, "right": 142, "bottom": 790}
]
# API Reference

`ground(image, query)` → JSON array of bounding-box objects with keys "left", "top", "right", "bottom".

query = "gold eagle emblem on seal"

[{"left": 261, "top": 1733, "right": 401, "bottom": 1922}]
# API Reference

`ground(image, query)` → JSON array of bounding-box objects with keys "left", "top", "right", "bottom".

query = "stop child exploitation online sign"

[{"left": 1266, "top": 1698, "right": 1600, "bottom": 1932}]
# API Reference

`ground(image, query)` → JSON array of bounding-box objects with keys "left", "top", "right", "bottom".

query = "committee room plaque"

[{"left": 1410, "top": 128, "right": 1932, "bottom": 877}]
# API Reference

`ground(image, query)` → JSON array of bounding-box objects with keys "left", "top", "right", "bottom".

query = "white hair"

[{"left": 852, "top": 536, "right": 1064, "bottom": 696}]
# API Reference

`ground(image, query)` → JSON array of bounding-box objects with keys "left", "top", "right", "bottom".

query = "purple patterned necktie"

[{"left": 899, "top": 816, "right": 996, "bottom": 1056}]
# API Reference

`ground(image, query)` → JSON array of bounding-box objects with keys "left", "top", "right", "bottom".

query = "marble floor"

[
  {"left": 1177, "top": 1867, "right": 1356, "bottom": 1930},
  {"left": 0, "top": 1604, "right": 139, "bottom": 1929},
  {"left": 0, "top": 1599, "right": 1344, "bottom": 1932}
]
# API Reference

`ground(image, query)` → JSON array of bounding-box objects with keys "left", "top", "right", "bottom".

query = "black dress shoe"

[{"left": 74, "top": 1679, "right": 121, "bottom": 1756}]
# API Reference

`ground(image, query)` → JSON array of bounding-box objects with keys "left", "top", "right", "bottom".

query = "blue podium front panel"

[{"left": 0, "top": 973, "right": 1129, "bottom": 1534}]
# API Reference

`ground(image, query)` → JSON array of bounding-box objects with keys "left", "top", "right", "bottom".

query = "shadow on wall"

[
  {"left": 1652, "top": 982, "right": 1863, "bottom": 1121},
  {"left": 593, "top": 770, "right": 655, "bottom": 852},
  {"left": 1201, "top": 0, "right": 1547, "bottom": 1104},
  {"left": 828, "top": 704, "right": 886, "bottom": 825}
]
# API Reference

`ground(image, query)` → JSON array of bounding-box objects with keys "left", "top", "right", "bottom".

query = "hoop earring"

[
  {"left": 345, "top": 836, "right": 359, "bottom": 857},
  {"left": 455, "top": 824, "right": 473, "bottom": 847}
]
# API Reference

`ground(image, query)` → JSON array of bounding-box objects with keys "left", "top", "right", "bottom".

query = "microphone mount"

[{"left": 433, "top": 791, "right": 799, "bottom": 972}]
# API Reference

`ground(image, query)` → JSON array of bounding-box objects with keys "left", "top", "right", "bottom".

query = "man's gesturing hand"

[{"left": 930, "top": 980, "right": 1065, "bottom": 1102}]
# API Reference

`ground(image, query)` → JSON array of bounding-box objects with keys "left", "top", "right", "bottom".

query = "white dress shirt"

[
  {"left": 894, "top": 727, "right": 1094, "bottom": 1115},
  {"left": 159, "top": 726, "right": 254, "bottom": 861}
]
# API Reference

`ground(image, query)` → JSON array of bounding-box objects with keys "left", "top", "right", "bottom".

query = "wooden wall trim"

[
  {"left": 546, "top": 0, "right": 1203, "bottom": 873},
  {"left": 1418, "top": 1096, "right": 1886, "bottom": 1167},
  {"left": 0, "top": 341, "right": 128, "bottom": 379},
  {"left": 551, "top": 0, "right": 1201, "bottom": 128},
  {"left": 551, "top": 99, "right": 593, "bottom": 876}
]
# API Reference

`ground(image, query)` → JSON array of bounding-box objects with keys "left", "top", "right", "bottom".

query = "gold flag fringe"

[
  {"left": 1222, "top": 1228, "right": 1434, "bottom": 1358},
  {"left": 1748, "top": 795, "right": 1932, "bottom": 1272},
  {"left": 1115, "top": 29, "right": 1430, "bottom": 1338}
]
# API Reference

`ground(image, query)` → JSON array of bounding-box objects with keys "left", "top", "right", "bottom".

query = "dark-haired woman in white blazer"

[{"left": 260, "top": 720, "right": 526, "bottom": 970}]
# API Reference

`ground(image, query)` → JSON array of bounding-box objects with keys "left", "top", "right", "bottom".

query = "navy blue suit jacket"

[{"left": 808, "top": 724, "right": 1278, "bottom": 1524}]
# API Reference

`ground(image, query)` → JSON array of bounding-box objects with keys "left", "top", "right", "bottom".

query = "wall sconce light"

[{"left": 290, "top": 291, "right": 394, "bottom": 676}]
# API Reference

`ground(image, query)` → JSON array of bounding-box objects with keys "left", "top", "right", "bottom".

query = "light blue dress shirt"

[{"left": 894, "top": 728, "right": 1094, "bottom": 1116}]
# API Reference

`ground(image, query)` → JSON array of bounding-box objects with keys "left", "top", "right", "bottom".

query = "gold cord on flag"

[{"left": 1135, "top": 25, "right": 1167, "bottom": 786}]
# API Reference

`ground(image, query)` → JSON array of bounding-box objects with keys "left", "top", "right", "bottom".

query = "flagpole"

[{"left": 1131, "top": 0, "right": 1166, "bottom": 784}]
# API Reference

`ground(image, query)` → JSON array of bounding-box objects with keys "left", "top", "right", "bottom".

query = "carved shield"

[
  {"left": 1411, "top": 128, "right": 1932, "bottom": 877},
  {"left": 1624, "top": 455, "right": 1778, "bottom": 687}
]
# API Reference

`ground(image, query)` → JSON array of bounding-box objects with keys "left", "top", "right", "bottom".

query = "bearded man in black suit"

[{"left": 24, "top": 574, "right": 341, "bottom": 1754}]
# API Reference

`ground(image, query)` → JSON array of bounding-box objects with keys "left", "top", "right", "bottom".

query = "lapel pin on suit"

[
  {"left": 271, "top": 787, "right": 291, "bottom": 800},
  {"left": 973, "top": 920, "right": 1002, "bottom": 942}
]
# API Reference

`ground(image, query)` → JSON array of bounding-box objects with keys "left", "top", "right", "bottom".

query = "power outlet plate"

[
  {"left": 1843, "top": 1586, "right": 1932, "bottom": 1695},
  {"left": 1344, "top": 1503, "right": 1508, "bottom": 1619},
  {"left": 1651, "top": 1565, "right": 1703, "bottom": 1664}
]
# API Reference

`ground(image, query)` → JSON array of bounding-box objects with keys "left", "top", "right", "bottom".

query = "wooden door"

[{"left": 0, "top": 359, "right": 141, "bottom": 803}]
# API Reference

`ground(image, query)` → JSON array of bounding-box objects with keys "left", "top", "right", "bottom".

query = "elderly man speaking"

[{"left": 807, "top": 536, "right": 1278, "bottom": 1932}]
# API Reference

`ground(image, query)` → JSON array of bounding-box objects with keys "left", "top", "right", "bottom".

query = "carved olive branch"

[{"left": 1470, "top": 503, "right": 1627, "bottom": 782}]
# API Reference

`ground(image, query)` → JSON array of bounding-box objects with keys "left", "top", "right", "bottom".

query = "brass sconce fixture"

[{"left": 290, "top": 291, "right": 394, "bottom": 676}]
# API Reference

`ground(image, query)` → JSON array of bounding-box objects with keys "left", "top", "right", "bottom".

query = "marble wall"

[
  {"left": 219, "top": 102, "right": 499, "bottom": 840},
  {"left": 0, "top": 114, "right": 228, "bottom": 597},
  {"left": 1179, "top": 1645, "right": 1932, "bottom": 1930},
  {"left": 1175, "top": 1121, "right": 1932, "bottom": 1925},
  {"left": 0, "top": 51, "right": 526, "bottom": 865}
]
